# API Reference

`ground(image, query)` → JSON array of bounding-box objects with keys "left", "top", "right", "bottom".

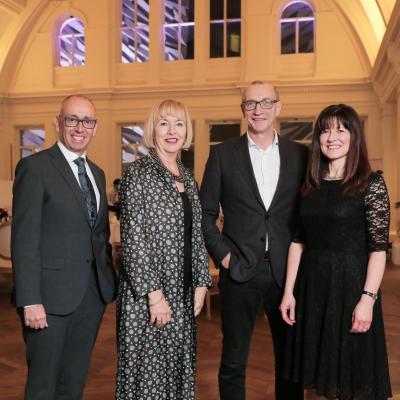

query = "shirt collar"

[
  {"left": 57, "top": 141, "right": 87, "bottom": 164},
  {"left": 247, "top": 130, "right": 279, "bottom": 150}
]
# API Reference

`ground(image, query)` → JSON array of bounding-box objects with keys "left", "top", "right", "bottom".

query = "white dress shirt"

[
  {"left": 247, "top": 131, "right": 280, "bottom": 250},
  {"left": 57, "top": 141, "right": 100, "bottom": 212}
]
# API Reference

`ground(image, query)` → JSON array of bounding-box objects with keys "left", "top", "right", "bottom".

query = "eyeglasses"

[
  {"left": 241, "top": 98, "right": 279, "bottom": 111},
  {"left": 63, "top": 116, "right": 97, "bottom": 129}
]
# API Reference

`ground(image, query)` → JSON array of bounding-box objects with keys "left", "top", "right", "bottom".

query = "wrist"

[
  {"left": 362, "top": 290, "right": 378, "bottom": 301},
  {"left": 148, "top": 295, "right": 164, "bottom": 307}
]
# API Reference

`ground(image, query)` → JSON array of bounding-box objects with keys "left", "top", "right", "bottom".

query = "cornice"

[{"left": 0, "top": 0, "right": 26, "bottom": 14}]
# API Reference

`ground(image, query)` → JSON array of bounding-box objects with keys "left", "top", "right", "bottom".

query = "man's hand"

[
  {"left": 24, "top": 304, "right": 48, "bottom": 330},
  {"left": 221, "top": 252, "right": 231, "bottom": 269}
]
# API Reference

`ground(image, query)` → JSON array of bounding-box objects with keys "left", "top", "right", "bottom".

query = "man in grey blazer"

[
  {"left": 11, "top": 94, "right": 116, "bottom": 400},
  {"left": 200, "top": 81, "right": 307, "bottom": 399}
]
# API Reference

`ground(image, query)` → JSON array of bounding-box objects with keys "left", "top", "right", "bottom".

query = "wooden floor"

[{"left": 0, "top": 265, "right": 399, "bottom": 400}]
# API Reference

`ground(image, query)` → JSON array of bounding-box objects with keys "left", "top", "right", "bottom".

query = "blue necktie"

[{"left": 74, "top": 157, "right": 97, "bottom": 227}]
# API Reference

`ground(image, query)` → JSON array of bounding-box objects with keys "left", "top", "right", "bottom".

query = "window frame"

[
  {"left": 163, "top": 0, "right": 195, "bottom": 61},
  {"left": 209, "top": 0, "right": 241, "bottom": 58},
  {"left": 120, "top": 0, "right": 150, "bottom": 63},
  {"left": 280, "top": 1, "right": 315, "bottom": 55},
  {"left": 18, "top": 127, "right": 46, "bottom": 160},
  {"left": 58, "top": 17, "right": 85, "bottom": 67}
]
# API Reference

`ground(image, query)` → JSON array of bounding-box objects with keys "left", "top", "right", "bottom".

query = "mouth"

[
  {"left": 326, "top": 145, "right": 342, "bottom": 150},
  {"left": 165, "top": 138, "right": 179, "bottom": 144},
  {"left": 71, "top": 135, "right": 86, "bottom": 143}
]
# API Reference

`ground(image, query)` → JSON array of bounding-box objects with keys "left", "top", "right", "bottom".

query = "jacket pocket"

[{"left": 41, "top": 257, "right": 65, "bottom": 270}]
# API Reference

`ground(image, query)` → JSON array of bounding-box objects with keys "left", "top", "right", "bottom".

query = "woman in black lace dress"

[{"left": 280, "top": 104, "right": 392, "bottom": 399}]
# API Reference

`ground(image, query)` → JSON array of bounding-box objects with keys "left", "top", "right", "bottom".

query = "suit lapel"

[
  {"left": 268, "top": 137, "right": 290, "bottom": 211},
  {"left": 234, "top": 134, "right": 267, "bottom": 212},
  {"left": 49, "top": 145, "right": 91, "bottom": 227},
  {"left": 87, "top": 159, "right": 107, "bottom": 228}
]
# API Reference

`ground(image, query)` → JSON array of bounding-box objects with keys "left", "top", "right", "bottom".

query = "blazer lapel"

[
  {"left": 268, "top": 137, "right": 290, "bottom": 210},
  {"left": 87, "top": 159, "right": 106, "bottom": 228},
  {"left": 234, "top": 134, "right": 267, "bottom": 212},
  {"left": 49, "top": 145, "right": 91, "bottom": 227}
]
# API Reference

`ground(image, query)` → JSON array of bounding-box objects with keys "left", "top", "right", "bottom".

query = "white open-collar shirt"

[{"left": 247, "top": 131, "right": 280, "bottom": 250}]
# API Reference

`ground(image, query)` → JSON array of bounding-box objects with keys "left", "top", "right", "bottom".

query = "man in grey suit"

[
  {"left": 200, "top": 81, "right": 307, "bottom": 399},
  {"left": 11, "top": 94, "right": 116, "bottom": 400}
]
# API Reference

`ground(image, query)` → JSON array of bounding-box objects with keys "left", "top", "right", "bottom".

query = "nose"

[
  {"left": 75, "top": 121, "right": 84, "bottom": 132},
  {"left": 327, "top": 130, "right": 338, "bottom": 141},
  {"left": 167, "top": 122, "right": 176, "bottom": 134}
]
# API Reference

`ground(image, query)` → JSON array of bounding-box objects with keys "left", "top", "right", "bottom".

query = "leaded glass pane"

[
  {"left": 60, "top": 37, "right": 73, "bottom": 66},
  {"left": 180, "top": 25, "right": 195, "bottom": 59},
  {"left": 121, "top": 29, "right": 135, "bottom": 63},
  {"left": 20, "top": 129, "right": 45, "bottom": 147},
  {"left": 122, "top": 146, "right": 135, "bottom": 163},
  {"left": 60, "top": 18, "right": 84, "bottom": 35},
  {"left": 282, "top": 2, "right": 313, "bottom": 18},
  {"left": 122, "top": 125, "right": 144, "bottom": 144},
  {"left": 210, "top": 22, "right": 224, "bottom": 58},
  {"left": 210, "top": 0, "right": 223, "bottom": 20},
  {"left": 122, "top": 0, "right": 134, "bottom": 27},
  {"left": 138, "top": 145, "right": 149, "bottom": 157},
  {"left": 137, "top": 0, "right": 149, "bottom": 24},
  {"left": 74, "top": 36, "right": 85, "bottom": 66},
  {"left": 210, "top": 123, "right": 240, "bottom": 142},
  {"left": 164, "top": 26, "right": 179, "bottom": 60},
  {"left": 281, "top": 22, "right": 296, "bottom": 54},
  {"left": 299, "top": 20, "right": 314, "bottom": 53},
  {"left": 227, "top": 21, "right": 240, "bottom": 57},
  {"left": 21, "top": 149, "right": 34, "bottom": 158},
  {"left": 280, "top": 122, "right": 313, "bottom": 141},
  {"left": 181, "top": 0, "right": 195, "bottom": 22},
  {"left": 227, "top": 0, "right": 240, "bottom": 19},
  {"left": 165, "top": 0, "right": 180, "bottom": 23}
]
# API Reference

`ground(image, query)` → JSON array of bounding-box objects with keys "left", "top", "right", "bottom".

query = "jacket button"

[
  {"left": 265, "top": 213, "right": 269, "bottom": 220},
  {"left": 86, "top": 259, "right": 91, "bottom": 264},
  {"left": 260, "top": 237, "right": 265, "bottom": 242}
]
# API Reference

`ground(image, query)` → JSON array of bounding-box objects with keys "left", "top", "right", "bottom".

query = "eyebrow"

[{"left": 64, "top": 114, "right": 95, "bottom": 120}]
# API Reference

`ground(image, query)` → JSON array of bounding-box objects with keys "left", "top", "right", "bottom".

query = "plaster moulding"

[
  {"left": 387, "top": 41, "right": 400, "bottom": 74},
  {"left": 0, "top": 0, "right": 26, "bottom": 14}
]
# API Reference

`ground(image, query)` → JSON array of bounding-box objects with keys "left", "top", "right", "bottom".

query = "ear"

[
  {"left": 275, "top": 101, "right": 282, "bottom": 117},
  {"left": 54, "top": 116, "right": 60, "bottom": 133}
]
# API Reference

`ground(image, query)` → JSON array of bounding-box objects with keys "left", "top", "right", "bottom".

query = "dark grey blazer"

[
  {"left": 200, "top": 133, "right": 308, "bottom": 286},
  {"left": 11, "top": 144, "right": 116, "bottom": 314}
]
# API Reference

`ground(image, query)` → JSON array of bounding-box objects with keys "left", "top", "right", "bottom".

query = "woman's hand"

[
  {"left": 350, "top": 296, "right": 374, "bottom": 333},
  {"left": 148, "top": 290, "right": 172, "bottom": 329},
  {"left": 194, "top": 287, "right": 208, "bottom": 317},
  {"left": 279, "top": 292, "right": 296, "bottom": 326}
]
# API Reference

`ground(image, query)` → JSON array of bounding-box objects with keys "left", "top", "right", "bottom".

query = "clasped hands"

[
  {"left": 148, "top": 287, "right": 208, "bottom": 329},
  {"left": 24, "top": 304, "right": 48, "bottom": 330}
]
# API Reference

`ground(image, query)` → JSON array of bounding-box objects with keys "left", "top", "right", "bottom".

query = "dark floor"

[{"left": 0, "top": 265, "right": 399, "bottom": 399}]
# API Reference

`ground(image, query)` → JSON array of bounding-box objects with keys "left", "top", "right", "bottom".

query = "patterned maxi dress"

[
  {"left": 116, "top": 152, "right": 211, "bottom": 400},
  {"left": 285, "top": 173, "right": 392, "bottom": 400}
]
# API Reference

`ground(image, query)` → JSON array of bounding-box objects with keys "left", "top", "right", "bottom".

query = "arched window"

[
  {"left": 121, "top": 0, "right": 150, "bottom": 63},
  {"left": 280, "top": 1, "right": 314, "bottom": 54},
  {"left": 58, "top": 17, "right": 85, "bottom": 67}
]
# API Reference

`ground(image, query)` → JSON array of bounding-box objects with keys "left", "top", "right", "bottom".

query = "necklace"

[
  {"left": 325, "top": 173, "right": 343, "bottom": 181},
  {"left": 149, "top": 148, "right": 184, "bottom": 183}
]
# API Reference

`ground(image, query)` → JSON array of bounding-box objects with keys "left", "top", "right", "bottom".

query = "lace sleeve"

[{"left": 364, "top": 173, "right": 390, "bottom": 252}]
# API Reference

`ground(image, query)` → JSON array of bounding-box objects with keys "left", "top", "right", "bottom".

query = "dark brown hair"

[{"left": 302, "top": 104, "right": 371, "bottom": 196}]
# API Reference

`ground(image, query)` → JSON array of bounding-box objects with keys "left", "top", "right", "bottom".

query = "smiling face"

[
  {"left": 319, "top": 117, "right": 351, "bottom": 166},
  {"left": 242, "top": 83, "right": 281, "bottom": 137},
  {"left": 55, "top": 96, "right": 97, "bottom": 156},
  {"left": 154, "top": 114, "right": 187, "bottom": 158}
]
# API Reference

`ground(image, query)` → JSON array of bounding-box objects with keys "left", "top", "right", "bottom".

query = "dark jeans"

[
  {"left": 218, "top": 256, "right": 303, "bottom": 400},
  {"left": 21, "top": 264, "right": 106, "bottom": 400}
]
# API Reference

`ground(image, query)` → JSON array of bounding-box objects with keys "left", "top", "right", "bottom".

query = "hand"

[
  {"left": 279, "top": 292, "right": 296, "bottom": 326},
  {"left": 148, "top": 290, "right": 172, "bottom": 329},
  {"left": 24, "top": 304, "right": 48, "bottom": 330},
  {"left": 221, "top": 252, "right": 231, "bottom": 269},
  {"left": 350, "top": 296, "right": 374, "bottom": 333},
  {"left": 194, "top": 287, "right": 208, "bottom": 317}
]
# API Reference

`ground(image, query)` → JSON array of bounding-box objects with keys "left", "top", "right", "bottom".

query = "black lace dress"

[{"left": 286, "top": 173, "right": 392, "bottom": 400}]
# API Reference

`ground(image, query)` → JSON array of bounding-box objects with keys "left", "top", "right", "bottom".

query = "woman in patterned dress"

[
  {"left": 280, "top": 104, "right": 392, "bottom": 399},
  {"left": 116, "top": 100, "right": 211, "bottom": 399}
]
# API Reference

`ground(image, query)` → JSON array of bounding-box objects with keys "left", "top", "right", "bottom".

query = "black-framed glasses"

[
  {"left": 241, "top": 98, "right": 279, "bottom": 111},
  {"left": 63, "top": 116, "right": 97, "bottom": 129}
]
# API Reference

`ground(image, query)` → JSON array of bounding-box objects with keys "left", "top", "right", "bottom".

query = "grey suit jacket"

[
  {"left": 11, "top": 144, "right": 116, "bottom": 314},
  {"left": 200, "top": 133, "right": 308, "bottom": 286}
]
